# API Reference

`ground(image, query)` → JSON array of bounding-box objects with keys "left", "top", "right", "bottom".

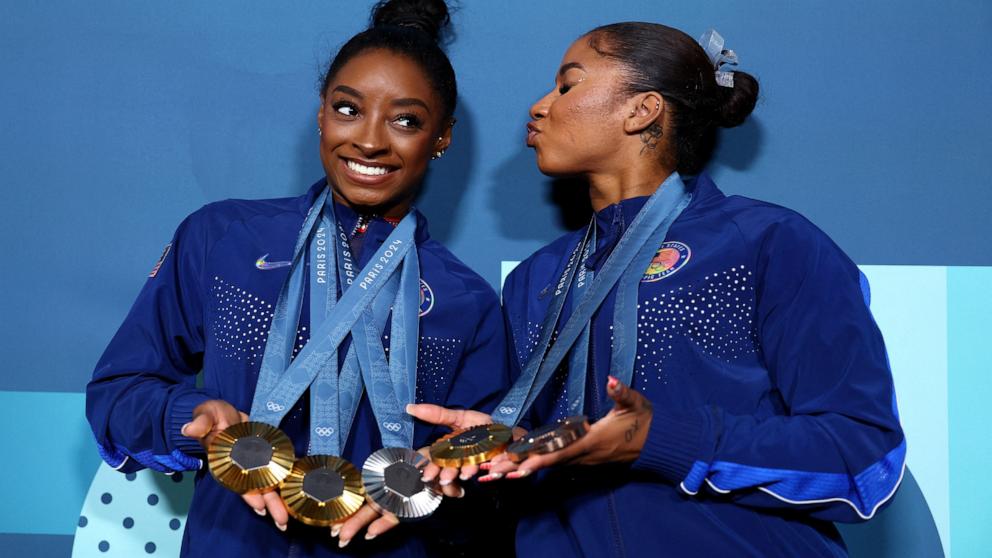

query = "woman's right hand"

[{"left": 182, "top": 399, "right": 290, "bottom": 532}]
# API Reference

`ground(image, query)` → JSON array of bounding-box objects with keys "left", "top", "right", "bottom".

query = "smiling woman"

[{"left": 84, "top": 1, "right": 512, "bottom": 557}]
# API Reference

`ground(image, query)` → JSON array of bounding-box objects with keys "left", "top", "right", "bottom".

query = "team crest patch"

[
  {"left": 642, "top": 241, "right": 690, "bottom": 282},
  {"left": 149, "top": 243, "right": 172, "bottom": 278},
  {"left": 419, "top": 279, "right": 434, "bottom": 317}
]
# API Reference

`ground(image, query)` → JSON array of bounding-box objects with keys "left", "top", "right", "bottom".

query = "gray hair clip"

[{"left": 699, "top": 29, "right": 738, "bottom": 88}]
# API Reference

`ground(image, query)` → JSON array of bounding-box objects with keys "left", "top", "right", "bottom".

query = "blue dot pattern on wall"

[{"left": 72, "top": 462, "right": 194, "bottom": 558}]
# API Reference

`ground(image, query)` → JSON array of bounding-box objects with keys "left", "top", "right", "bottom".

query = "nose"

[
  {"left": 530, "top": 90, "right": 553, "bottom": 120},
  {"left": 353, "top": 116, "right": 389, "bottom": 158}
]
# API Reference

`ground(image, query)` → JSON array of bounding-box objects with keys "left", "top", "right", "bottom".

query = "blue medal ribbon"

[
  {"left": 495, "top": 173, "right": 691, "bottom": 425},
  {"left": 250, "top": 188, "right": 419, "bottom": 455}
]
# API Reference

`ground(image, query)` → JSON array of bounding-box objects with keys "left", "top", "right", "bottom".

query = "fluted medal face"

[
  {"left": 208, "top": 422, "right": 296, "bottom": 494},
  {"left": 506, "top": 415, "right": 589, "bottom": 463},
  {"left": 280, "top": 455, "right": 365, "bottom": 527},
  {"left": 428, "top": 423, "right": 513, "bottom": 468},
  {"left": 362, "top": 448, "right": 441, "bottom": 521}
]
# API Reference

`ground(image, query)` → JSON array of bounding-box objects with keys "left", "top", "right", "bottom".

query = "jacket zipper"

[{"left": 589, "top": 314, "right": 626, "bottom": 558}]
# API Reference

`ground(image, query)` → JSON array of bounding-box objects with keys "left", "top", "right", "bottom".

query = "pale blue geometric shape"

[
  {"left": 859, "top": 265, "right": 949, "bottom": 556},
  {"left": 0, "top": 391, "right": 101, "bottom": 535},
  {"left": 72, "top": 463, "right": 193, "bottom": 558},
  {"left": 500, "top": 260, "right": 521, "bottom": 297},
  {"left": 947, "top": 266, "right": 992, "bottom": 557}
]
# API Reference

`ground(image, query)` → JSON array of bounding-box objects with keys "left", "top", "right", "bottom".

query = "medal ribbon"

[
  {"left": 250, "top": 189, "right": 418, "bottom": 456},
  {"left": 494, "top": 173, "right": 691, "bottom": 425}
]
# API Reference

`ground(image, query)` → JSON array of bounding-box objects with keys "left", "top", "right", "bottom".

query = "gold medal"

[
  {"left": 208, "top": 422, "right": 295, "bottom": 494},
  {"left": 280, "top": 455, "right": 365, "bottom": 527},
  {"left": 507, "top": 415, "right": 589, "bottom": 462},
  {"left": 429, "top": 423, "right": 512, "bottom": 468}
]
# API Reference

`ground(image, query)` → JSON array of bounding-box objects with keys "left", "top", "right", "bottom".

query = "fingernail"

[
  {"left": 457, "top": 486, "right": 466, "bottom": 498},
  {"left": 459, "top": 472, "right": 472, "bottom": 481},
  {"left": 507, "top": 469, "right": 531, "bottom": 479},
  {"left": 253, "top": 508, "right": 266, "bottom": 517},
  {"left": 479, "top": 463, "right": 492, "bottom": 471},
  {"left": 405, "top": 403, "right": 414, "bottom": 414},
  {"left": 479, "top": 473, "right": 503, "bottom": 483},
  {"left": 330, "top": 525, "right": 341, "bottom": 538},
  {"left": 339, "top": 538, "right": 350, "bottom": 548},
  {"left": 181, "top": 423, "right": 191, "bottom": 436},
  {"left": 365, "top": 532, "right": 377, "bottom": 540},
  {"left": 607, "top": 375, "right": 619, "bottom": 390},
  {"left": 439, "top": 478, "right": 452, "bottom": 486},
  {"left": 276, "top": 522, "right": 287, "bottom": 532},
  {"left": 421, "top": 475, "right": 432, "bottom": 482}
]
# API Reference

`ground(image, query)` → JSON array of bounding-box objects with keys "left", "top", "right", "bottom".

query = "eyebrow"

[
  {"left": 331, "top": 85, "right": 363, "bottom": 98},
  {"left": 558, "top": 62, "right": 585, "bottom": 76},
  {"left": 330, "top": 85, "right": 431, "bottom": 113}
]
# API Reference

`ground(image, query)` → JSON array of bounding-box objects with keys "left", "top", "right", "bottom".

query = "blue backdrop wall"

[{"left": 1, "top": 1, "right": 989, "bottom": 556}]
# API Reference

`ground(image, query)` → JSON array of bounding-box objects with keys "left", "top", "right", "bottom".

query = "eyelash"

[{"left": 330, "top": 102, "right": 422, "bottom": 130}]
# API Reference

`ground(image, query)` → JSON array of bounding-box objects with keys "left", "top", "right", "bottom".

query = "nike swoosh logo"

[{"left": 255, "top": 254, "right": 291, "bottom": 270}]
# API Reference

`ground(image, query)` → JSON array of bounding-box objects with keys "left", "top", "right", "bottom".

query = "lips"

[{"left": 526, "top": 122, "right": 541, "bottom": 146}]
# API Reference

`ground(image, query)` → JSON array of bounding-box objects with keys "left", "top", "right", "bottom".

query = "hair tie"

[{"left": 698, "top": 29, "right": 738, "bottom": 88}]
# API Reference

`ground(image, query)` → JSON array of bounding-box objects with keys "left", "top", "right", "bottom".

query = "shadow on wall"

[
  {"left": 415, "top": 97, "right": 477, "bottom": 244},
  {"left": 711, "top": 116, "right": 765, "bottom": 173},
  {"left": 839, "top": 467, "right": 944, "bottom": 557}
]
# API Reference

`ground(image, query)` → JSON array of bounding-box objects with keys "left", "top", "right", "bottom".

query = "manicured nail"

[
  {"left": 275, "top": 522, "right": 287, "bottom": 532},
  {"left": 459, "top": 471, "right": 472, "bottom": 481},
  {"left": 339, "top": 538, "right": 350, "bottom": 548},
  {"left": 439, "top": 478, "right": 452, "bottom": 486},
  {"left": 365, "top": 532, "right": 377, "bottom": 540},
  {"left": 405, "top": 403, "right": 414, "bottom": 414},
  {"left": 181, "top": 423, "right": 191, "bottom": 436},
  {"left": 607, "top": 375, "right": 619, "bottom": 390},
  {"left": 478, "top": 473, "right": 503, "bottom": 483},
  {"left": 457, "top": 486, "right": 466, "bottom": 498},
  {"left": 253, "top": 508, "right": 266, "bottom": 517},
  {"left": 330, "top": 525, "right": 341, "bottom": 538},
  {"left": 507, "top": 469, "right": 531, "bottom": 479}
]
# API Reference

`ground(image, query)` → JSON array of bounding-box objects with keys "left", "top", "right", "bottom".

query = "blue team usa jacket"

[
  {"left": 501, "top": 173, "right": 905, "bottom": 558},
  {"left": 86, "top": 181, "right": 512, "bottom": 557}
]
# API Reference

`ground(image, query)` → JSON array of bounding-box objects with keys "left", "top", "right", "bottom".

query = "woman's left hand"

[{"left": 482, "top": 376, "right": 653, "bottom": 480}]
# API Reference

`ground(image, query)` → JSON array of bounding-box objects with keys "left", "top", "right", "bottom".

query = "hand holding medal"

[{"left": 480, "top": 376, "right": 654, "bottom": 480}]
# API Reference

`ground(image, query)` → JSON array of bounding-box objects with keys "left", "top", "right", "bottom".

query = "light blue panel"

[
  {"left": 500, "top": 260, "right": 521, "bottom": 296},
  {"left": 859, "top": 266, "right": 949, "bottom": 556},
  {"left": 0, "top": 392, "right": 102, "bottom": 535},
  {"left": 947, "top": 267, "right": 992, "bottom": 557}
]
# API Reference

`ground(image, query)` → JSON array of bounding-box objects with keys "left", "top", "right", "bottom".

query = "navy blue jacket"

[
  {"left": 502, "top": 174, "right": 905, "bottom": 558},
  {"left": 86, "top": 181, "right": 512, "bottom": 557}
]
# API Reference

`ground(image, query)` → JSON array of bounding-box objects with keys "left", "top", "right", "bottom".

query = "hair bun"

[
  {"left": 715, "top": 70, "right": 759, "bottom": 128},
  {"left": 371, "top": 0, "right": 451, "bottom": 43}
]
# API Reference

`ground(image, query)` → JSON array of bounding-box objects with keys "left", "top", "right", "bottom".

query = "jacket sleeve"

[
  {"left": 631, "top": 214, "right": 905, "bottom": 523},
  {"left": 85, "top": 210, "right": 216, "bottom": 473}
]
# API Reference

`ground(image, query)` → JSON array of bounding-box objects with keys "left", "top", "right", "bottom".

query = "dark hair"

[
  {"left": 320, "top": 0, "right": 457, "bottom": 120},
  {"left": 587, "top": 23, "right": 759, "bottom": 174}
]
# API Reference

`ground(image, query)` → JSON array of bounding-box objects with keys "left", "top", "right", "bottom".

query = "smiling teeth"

[{"left": 347, "top": 160, "right": 389, "bottom": 176}]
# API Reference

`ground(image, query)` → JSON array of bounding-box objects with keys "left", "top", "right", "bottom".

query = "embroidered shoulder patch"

[
  {"left": 419, "top": 279, "right": 435, "bottom": 317},
  {"left": 149, "top": 243, "right": 172, "bottom": 278},
  {"left": 642, "top": 241, "right": 691, "bottom": 282}
]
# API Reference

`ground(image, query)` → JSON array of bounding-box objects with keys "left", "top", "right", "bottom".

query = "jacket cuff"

[
  {"left": 167, "top": 390, "right": 213, "bottom": 456},
  {"left": 631, "top": 407, "right": 706, "bottom": 483}
]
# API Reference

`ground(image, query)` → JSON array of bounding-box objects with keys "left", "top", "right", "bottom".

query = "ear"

[
  {"left": 317, "top": 98, "right": 325, "bottom": 134},
  {"left": 622, "top": 92, "right": 665, "bottom": 135},
  {"left": 435, "top": 118, "right": 454, "bottom": 153}
]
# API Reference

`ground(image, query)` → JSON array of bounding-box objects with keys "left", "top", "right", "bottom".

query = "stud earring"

[
  {"left": 317, "top": 127, "right": 322, "bottom": 136},
  {"left": 431, "top": 150, "right": 445, "bottom": 160}
]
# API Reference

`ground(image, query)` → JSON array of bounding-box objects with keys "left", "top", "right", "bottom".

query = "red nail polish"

[{"left": 607, "top": 376, "right": 619, "bottom": 390}]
